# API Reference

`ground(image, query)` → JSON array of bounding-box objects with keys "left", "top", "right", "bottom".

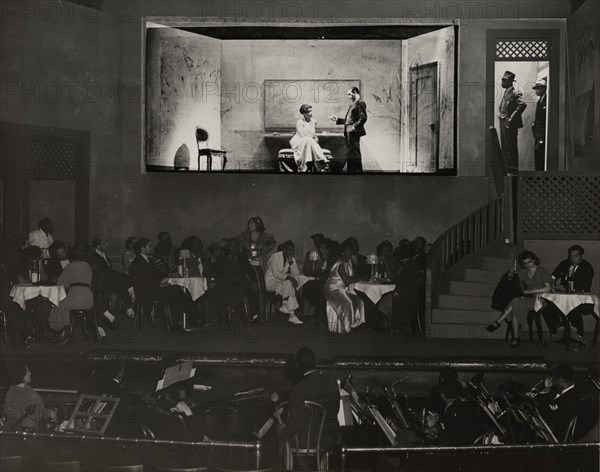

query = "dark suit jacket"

[
  {"left": 551, "top": 259, "right": 595, "bottom": 293},
  {"left": 129, "top": 254, "right": 163, "bottom": 302},
  {"left": 532, "top": 94, "right": 547, "bottom": 139},
  {"left": 336, "top": 100, "right": 367, "bottom": 137},
  {"left": 499, "top": 87, "right": 527, "bottom": 129},
  {"left": 45, "top": 258, "right": 69, "bottom": 283},
  {"left": 281, "top": 370, "right": 340, "bottom": 450},
  {"left": 538, "top": 386, "right": 579, "bottom": 441},
  {"left": 88, "top": 250, "right": 114, "bottom": 289}
]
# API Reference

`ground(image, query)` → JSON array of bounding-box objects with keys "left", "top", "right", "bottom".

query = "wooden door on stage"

[{"left": 409, "top": 62, "right": 439, "bottom": 172}]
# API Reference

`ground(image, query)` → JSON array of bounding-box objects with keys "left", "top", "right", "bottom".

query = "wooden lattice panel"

[
  {"left": 520, "top": 174, "right": 600, "bottom": 239},
  {"left": 31, "top": 137, "right": 78, "bottom": 180},
  {"left": 496, "top": 40, "right": 548, "bottom": 60}
]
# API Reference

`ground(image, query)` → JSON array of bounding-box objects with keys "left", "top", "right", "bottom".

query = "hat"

[
  {"left": 310, "top": 233, "right": 325, "bottom": 242},
  {"left": 532, "top": 78, "right": 547, "bottom": 89},
  {"left": 502, "top": 71, "right": 516, "bottom": 80}
]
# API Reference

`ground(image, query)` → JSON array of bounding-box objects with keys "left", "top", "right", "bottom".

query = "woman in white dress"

[
  {"left": 290, "top": 104, "right": 327, "bottom": 172},
  {"left": 324, "top": 241, "right": 365, "bottom": 333}
]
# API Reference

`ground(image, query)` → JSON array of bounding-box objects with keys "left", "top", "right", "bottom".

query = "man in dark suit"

[
  {"left": 531, "top": 78, "right": 547, "bottom": 170},
  {"left": 89, "top": 236, "right": 135, "bottom": 318},
  {"left": 279, "top": 347, "right": 339, "bottom": 469},
  {"left": 537, "top": 364, "right": 579, "bottom": 442},
  {"left": 543, "top": 245, "right": 595, "bottom": 340},
  {"left": 498, "top": 71, "right": 527, "bottom": 175},
  {"left": 330, "top": 87, "right": 367, "bottom": 173},
  {"left": 129, "top": 238, "right": 200, "bottom": 329}
]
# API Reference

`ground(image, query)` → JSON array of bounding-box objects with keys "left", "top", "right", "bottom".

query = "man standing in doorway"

[
  {"left": 531, "top": 78, "right": 547, "bottom": 171},
  {"left": 498, "top": 71, "right": 527, "bottom": 175},
  {"left": 330, "top": 87, "right": 367, "bottom": 173}
]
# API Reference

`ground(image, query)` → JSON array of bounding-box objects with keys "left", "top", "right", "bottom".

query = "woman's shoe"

[
  {"left": 510, "top": 338, "right": 521, "bottom": 348},
  {"left": 486, "top": 321, "right": 501, "bottom": 332}
]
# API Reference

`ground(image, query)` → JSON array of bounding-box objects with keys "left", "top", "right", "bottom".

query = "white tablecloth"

[
  {"left": 351, "top": 282, "right": 396, "bottom": 305},
  {"left": 161, "top": 277, "right": 207, "bottom": 301},
  {"left": 9, "top": 284, "right": 67, "bottom": 310},
  {"left": 534, "top": 293, "right": 600, "bottom": 317}
]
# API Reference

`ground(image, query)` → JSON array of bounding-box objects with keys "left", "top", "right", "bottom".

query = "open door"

[{"left": 403, "top": 25, "right": 455, "bottom": 173}]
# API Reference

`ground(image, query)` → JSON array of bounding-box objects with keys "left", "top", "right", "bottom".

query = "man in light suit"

[
  {"left": 498, "top": 71, "right": 527, "bottom": 175},
  {"left": 531, "top": 78, "right": 547, "bottom": 171},
  {"left": 330, "top": 87, "right": 367, "bottom": 173}
]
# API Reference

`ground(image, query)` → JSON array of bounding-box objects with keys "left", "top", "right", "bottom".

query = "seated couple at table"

[{"left": 486, "top": 245, "right": 595, "bottom": 348}]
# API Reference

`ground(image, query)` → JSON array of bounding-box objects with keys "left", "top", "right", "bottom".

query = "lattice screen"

[
  {"left": 520, "top": 174, "right": 600, "bottom": 239},
  {"left": 496, "top": 40, "right": 549, "bottom": 61},
  {"left": 31, "top": 137, "right": 78, "bottom": 180}
]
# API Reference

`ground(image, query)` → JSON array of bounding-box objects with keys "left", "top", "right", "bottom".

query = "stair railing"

[{"left": 424, "top": 196, "right": 505, "bottom": 335}]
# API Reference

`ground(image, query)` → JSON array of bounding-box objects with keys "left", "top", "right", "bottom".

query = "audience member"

[
  {"left": 129, "top": 238, "right": 201, "bottom": 330},
  {"left": 89, "top": 236, "right": 135, "bottom": 318},
  {"left": 121, "top": 236, "right": 138, "bottom": 274},
  {"left": 302, "top": 233, "right": 325, "bottom": 275},
  {"left": 28, "top": 217, "right": 54, "bottom": 258},
  {"left": 45, "top": 240, "right": 70, "bottom": 283},
  {"left": 376, "top": 240, "right": 398, "bottom": 281},
  {"left": 236, "top": 216, "right": 276, "bottom": 270},
  {"left": 537, "top": 364, "right": 579, "bottom": 441},
  {"left": 302, "top": 238, "right": 336, "bottom": 319},
  {"left": 154, "top": 231, "right": 179, "bottom": 275},
  {"left": 543, "top": 245, "right": 595, "bottom": 344},
  {"left": 279, "top": 347, "right": 340, "bottom": 469},
  {"left": 48, "top": 245, "right": 95, "bottom": 344},
  {"left": 343, "top": 237, "right": 369, "bottom": 279},
  {"left": 324, "top": 240, "right": 365, "bottom": 333},
  {"left": 265, "top": 240, "right": 305, "bottom": 324},
  {"left": 486, "top": 250, "right": 551, "bottom": 347},
  {"left": 2, "top": 361, "right": 56, "bottom": 431},
  {"left": 179, "top": 235, "right": 204, "bottom": 276}
]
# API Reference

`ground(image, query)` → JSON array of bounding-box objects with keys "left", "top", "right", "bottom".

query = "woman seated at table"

[
  {"left": 49, "top": 245, "right": 95, "bottom": 344},
  {"left": 290, "top": 104, "right": 328, "bottom": 172},
  {"left": 302, "top": 238, "right": 338, "bottom": 319},
  {"left": 2, "top": 361, "right": 57, "bottom": 431},
  {"left": 324, "top": 240, "right": 365, "bottom": 333},
  {"left": 45, "top": 240, "right": 70, "bottom": 283},
  {"left": 486, "top": 250, "right": 552, "bottom": 347},
  {"left": 236, "top": 216, "right": 276, "bottom": 270}
]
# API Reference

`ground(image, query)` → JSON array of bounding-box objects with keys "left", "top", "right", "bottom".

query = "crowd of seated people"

[{"left": 1, "top": 215, "right": 435, "bottom": 347}]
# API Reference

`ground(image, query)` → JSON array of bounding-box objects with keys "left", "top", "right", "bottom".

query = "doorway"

[{"left": 410, "top": 62, "right": 439, "bottom": 172}]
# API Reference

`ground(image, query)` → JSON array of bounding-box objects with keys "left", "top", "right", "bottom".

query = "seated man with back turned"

[
  {"left": 543, "top": 245, "right": 595, "bottom": 342},
  {"left": 279, "top": 347, "right": 340, "bottom": 471},
  {"left": 536, "top": 364, "right": 579, "bottom": 442}
]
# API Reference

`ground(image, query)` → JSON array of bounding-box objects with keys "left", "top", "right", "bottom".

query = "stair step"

[
  {"left": 426, "top": 323, "right": 504, "bottom": 339},
  {"left": 464, "top": 268, "right": 505, "bottom": 284},
  {"left": 438, "top": 294, "right": 492, "bottom": 311},
  {"left": 450, "top": 281, "right": 496, "bottom": 297},
  {"left": 432, "top": 308, "right": 499, "bottom": 324},
  {"left": 482, "top": 257, "right": 514, "bottom": 272}
]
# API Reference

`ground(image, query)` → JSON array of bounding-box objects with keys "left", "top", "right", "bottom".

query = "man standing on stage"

[
  {"left": 531, "top": 78, "right": 547, "bottom": 171},
  {"left": 330, "top": 87, "right": 367, "bottom": 173},
  {"left": 498, "top": 71, "right": 527, "bottom": 175}
]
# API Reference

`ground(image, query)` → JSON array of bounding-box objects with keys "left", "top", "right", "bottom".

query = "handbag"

[{"left": 491, "top": 271, "right": 522, "bottom": 311}]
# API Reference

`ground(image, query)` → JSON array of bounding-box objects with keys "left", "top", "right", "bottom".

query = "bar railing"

[{"left": 424, "top": 196, "right": 505, "bottom": 334}]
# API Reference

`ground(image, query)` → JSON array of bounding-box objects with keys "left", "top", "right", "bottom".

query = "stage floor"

[{"left": 3, "top": 314, "right": 598, "bottom": 367}]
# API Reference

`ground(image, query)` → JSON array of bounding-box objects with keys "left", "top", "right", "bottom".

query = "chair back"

[
  {"left": 1, "top": 456, "right": 22, "bottom": 472},
  {"left": 564, "top": 416, "right": 578, "bottom": 442},
  {"left": 195, "top": 128, "right": 209, "bottom": 147},
  {"left": 43, "top": 460, "right": 80, "bottom": 472}
]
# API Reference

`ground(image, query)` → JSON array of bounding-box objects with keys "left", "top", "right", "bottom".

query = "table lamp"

[
  {"left": 366, "top": 253, "right": 378, "bottom": 281},
  {"left": 178, "top": 249, "right": 192, "bottom": 277},
  {"left": 309, "top": 249, "right": 319, "bottom": 271}
]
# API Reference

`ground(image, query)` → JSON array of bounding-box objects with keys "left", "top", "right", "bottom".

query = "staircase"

[{"left": 428, "top": 256, "right": 513, "bottom": 339}]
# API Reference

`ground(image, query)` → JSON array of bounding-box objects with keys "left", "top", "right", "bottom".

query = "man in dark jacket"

[
  {"left": 498, "top": 71, "right": 527, "bottom": 175},
  {"left": 531, "top": 78, "right": 547, "bottom": 170},
  {"left": 537, "top": 364, "right": 579, "bottom": 442},
  {"left": 543, "top": 245, "right": 595, "bottom": 339},
  {"left": 279, "top": 347, "right": 340, "bottom": 470},
  {"left": 331, "top": 87, "right": 367, "bottom": 173}
]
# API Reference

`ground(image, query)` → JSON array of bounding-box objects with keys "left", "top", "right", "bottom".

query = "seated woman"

[
  {"left": 324, "top": 240, "right": 365, "bottom": 333},
  {"left": 486, "top": 250, "right": 552, "bottom": 347},
  {"left": 45, "top": 240, "right": 70, "bottom": 283},
  {"left": 290, "top": 104, "right": 328, "bottom": 172},
  {"left": 302, "top": 238, "right": 338, "bottom": 319},
  {"left": 49, "top": 245, "right": 95, "bottom": 344},
  {"left": 2, "top": 361, "right": 57, "bottom": 431}
]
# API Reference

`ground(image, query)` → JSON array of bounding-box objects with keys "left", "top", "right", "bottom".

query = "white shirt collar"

[
  {"left": 554, "top": 383, "right": 575, "bottom": 400},
  {"left": 303, "top": 369, "right": 317, "bottom": 377},
  {"left": 141, "top": 254, "right": 150, "bottom": 263}
]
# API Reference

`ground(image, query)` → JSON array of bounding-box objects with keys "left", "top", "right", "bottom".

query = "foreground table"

[
  {"left": 9, "top": 284, "right": 67, "bottom": 310},
  {"left": 161, "top": 276, "right": 208, "bottom": 301},
  {"left": 352, "top": 281, "right": 396, "bottom": 305}
]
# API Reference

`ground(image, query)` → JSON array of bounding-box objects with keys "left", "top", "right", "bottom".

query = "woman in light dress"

[
  {"left": 290, "top": 104, "right": 327, "bottom": 172},
  {"left": 324, "top": 241, "right": 365, "bottom": 333}
]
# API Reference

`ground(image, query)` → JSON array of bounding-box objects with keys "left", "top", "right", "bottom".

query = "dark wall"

[{"left": 0, "top": 1, "right": 576, "bottom": 254}]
